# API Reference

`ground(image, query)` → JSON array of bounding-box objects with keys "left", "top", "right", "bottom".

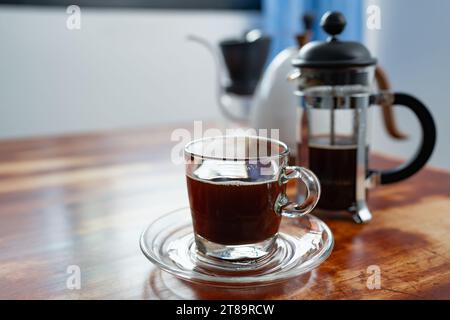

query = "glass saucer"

[{"left": 140, "top": 207, "right": 334, "bottom": 287}]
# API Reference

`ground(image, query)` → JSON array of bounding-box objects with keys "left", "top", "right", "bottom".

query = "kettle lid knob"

[{"left": 321, "top": 11, "right": 346, "bottom": 38}]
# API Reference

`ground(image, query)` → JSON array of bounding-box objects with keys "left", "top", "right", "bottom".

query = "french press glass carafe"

[{"left": 290, "top": 11, "right": 436, "bottom": 223}]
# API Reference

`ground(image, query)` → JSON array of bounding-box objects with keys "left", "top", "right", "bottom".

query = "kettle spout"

[
  {"left": 187, "top": 34, "right": 248, "bottom": 122},
  {"left": 187, "top": 34, "right": 230, "bottom": 90}
]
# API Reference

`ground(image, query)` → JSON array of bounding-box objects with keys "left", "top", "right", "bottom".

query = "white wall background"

[
  {"left": 0, "top": 3, "right": 448, "bottom": 170},
  {"left": 0, "top": 6, "right": 260, "bottom": 138},
  {"left": 364, "top": 0, "right": 449, "bottom": 169}
]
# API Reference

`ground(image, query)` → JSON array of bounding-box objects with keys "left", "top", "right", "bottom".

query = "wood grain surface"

[{"left": 0, "top": 125, "right": 449, "bottom": 300}]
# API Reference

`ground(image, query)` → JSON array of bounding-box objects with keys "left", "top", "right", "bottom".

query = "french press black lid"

[{"left": 292, "top": 11, "right": 377, "bottom": 68}]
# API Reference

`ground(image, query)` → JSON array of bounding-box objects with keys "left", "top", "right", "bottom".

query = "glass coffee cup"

[{"left": 184, "top": 135, "right": 321, "bottom": 262}]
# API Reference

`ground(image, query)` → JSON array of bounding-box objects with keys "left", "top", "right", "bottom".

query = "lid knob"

[
  {"left": 303, "top": 13, "right": 314, "bottom": 31},
  {"left": 321, "top": 11, "right": 346, "bottom": 37},
  {"left": 292, "top": 11, "right": 377, "bottom": 68}
]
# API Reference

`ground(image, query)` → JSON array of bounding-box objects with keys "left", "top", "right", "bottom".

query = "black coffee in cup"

[{"left": 186, "top": 175, "right": 283, "bottom": 245}]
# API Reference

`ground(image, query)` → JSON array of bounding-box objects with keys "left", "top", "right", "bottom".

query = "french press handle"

[{"left": 369, "top": 92, "right": 436, "bottom": 184}]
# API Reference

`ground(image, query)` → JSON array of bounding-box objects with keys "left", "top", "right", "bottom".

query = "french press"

[{"left": 290, "top": 11, "right": 436, "bottom": 223}]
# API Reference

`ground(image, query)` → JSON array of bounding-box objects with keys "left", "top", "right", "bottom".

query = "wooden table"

[{"left": 0, "top": 125, "right": 449, "bottom": 300}]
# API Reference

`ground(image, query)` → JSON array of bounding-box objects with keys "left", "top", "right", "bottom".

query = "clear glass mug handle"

[{"left": 275, "top": 166, "right": 321, "bottom": 218}]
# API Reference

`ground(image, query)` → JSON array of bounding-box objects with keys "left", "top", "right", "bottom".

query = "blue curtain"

[{"left": 263, "top": 0, "right": 363, "bottom": 58}]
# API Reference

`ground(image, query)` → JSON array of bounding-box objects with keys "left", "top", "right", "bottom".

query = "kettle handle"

[
  {"left": 375, "top": 66, "right": 408, "bottom": 140},
  {"left": 369, "top": 92, "right": 436, "bottom": 185}
]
